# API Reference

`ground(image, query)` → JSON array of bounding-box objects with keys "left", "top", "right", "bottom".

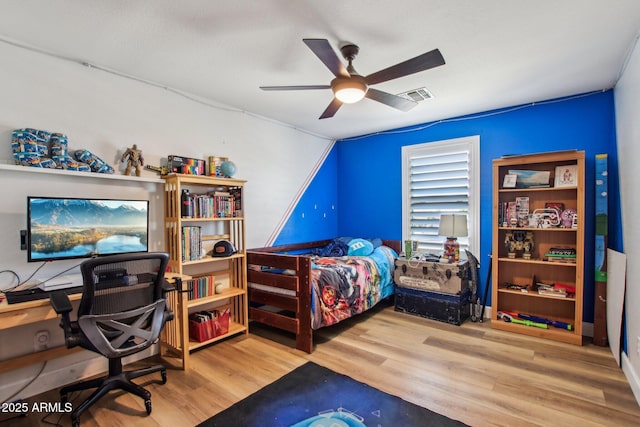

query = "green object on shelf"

[{"left": 511, "top": 318, "right": 548, "bottom": 329}]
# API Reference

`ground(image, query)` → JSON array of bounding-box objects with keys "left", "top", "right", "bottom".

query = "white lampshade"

[{"left": 439, "top": 214, "right": 468, "bottom": 238}]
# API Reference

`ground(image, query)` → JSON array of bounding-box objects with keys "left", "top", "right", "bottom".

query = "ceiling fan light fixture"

[{"left": 331, "top": 77, "right": 368, "bottom": 103}]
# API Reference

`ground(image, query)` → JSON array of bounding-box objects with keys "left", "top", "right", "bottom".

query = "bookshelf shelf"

[
  {"left": 184, "top": 287, "right": 246, "bottom": 308},
  {"left": 497, "top": 287, "right": 577, "bottom": 301},
  {"left": 498, "top": 226, "right": 576, "bottom": 232},
  {"left": 492, "top": 151, "right": 584, "bottom": 345},
  {"left": 160, "top": 173, "right": 248, "bottom": 370},
  {"left": 498, "top": 186, "right": 577, "bottom": 194},
  {"left": 497, "top": 257, "right": 577, "bottom": 267}
]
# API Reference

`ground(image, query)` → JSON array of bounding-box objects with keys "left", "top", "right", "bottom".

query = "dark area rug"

[{"left": 198, "top": 361, "right": 468, "bottom": 427}]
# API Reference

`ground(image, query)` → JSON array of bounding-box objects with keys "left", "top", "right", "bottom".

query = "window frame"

[{"left": 401, "top": 135, "right": 480, "bottom": 257}]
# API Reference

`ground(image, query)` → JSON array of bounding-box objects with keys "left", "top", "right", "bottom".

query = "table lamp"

[{"left": 439, "top": 214, "right": 468, "bottom": 263}]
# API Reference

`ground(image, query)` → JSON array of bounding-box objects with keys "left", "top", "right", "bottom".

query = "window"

[{"left": 401, "top": 135, "right": 479, "bottom": 257}]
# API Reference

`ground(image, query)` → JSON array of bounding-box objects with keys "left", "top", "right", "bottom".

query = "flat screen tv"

[{"left": 27, "top": 196, "right": 149, "bottom": 262}]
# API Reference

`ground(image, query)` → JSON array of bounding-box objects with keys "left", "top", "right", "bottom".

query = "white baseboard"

[
  {"left": 622, "top": 352, "right": 640, "bottom": 406},
  {"left": 0, "top": 346, "right": 155, "bottom": 402}
]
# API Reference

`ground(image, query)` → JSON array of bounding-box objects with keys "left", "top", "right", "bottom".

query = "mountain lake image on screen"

[{"left": 27, "top": 196, "right": 149, "bottom": 262}]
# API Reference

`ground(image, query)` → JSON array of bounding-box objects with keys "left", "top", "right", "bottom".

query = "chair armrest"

[
  {"left": 50, "top": 290, "right": 80, "bottom": 347},
  {"left": 50, "top": 291, "right": 73, "bottom": 315},
  {"left": 162, "top": 279, "right": 176, "bottom": 293}
]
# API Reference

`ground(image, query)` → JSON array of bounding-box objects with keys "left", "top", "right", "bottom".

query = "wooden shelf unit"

[
  {"left": 491, "top": 151, "right": 585, "bottom": 345},
  {"left": 160, "top": 173, "right": 248, "bottom": 369}
]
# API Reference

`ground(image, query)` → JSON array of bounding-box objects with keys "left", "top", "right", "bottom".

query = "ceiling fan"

[{"left": 260, "top": 38, "right": 445, "bottom": 119}]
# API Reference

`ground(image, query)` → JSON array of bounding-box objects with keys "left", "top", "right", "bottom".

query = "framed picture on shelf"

[
  {"left": 503, "top": 174, "right": 517, "bottom": 188},
  {"left": 508, "top": 169, "right": 551, "bottom": 188},
  {"left": 554, "top": 165, "right": 578, "bottom": 188}
]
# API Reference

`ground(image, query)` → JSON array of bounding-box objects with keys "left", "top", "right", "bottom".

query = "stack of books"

[
  {"left": 545, "top": 247, "right": 576, "bottom": 263},
  {"left": 536, "top": 282, "right": 576, "bottom": 298}
]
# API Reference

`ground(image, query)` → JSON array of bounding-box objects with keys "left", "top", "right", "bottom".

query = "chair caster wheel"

[
  {"left": 145, "top": 399, "right": 152, "bottom": 415},
  {"left": 161, "top": 370, "right": 167, "bottom": 384}
]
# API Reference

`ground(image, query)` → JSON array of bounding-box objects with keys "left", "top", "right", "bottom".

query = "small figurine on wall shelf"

[{"left": 120, "top": 144, "right": 144, "bottom": 176}]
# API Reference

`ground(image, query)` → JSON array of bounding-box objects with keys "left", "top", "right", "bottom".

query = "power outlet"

[{"left": 34, "top": 330, "right": 50, "bottom": 352}]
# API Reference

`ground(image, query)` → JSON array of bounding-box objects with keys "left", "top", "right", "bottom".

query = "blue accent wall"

[
  {"left": 273, "top": 147, "right": 339, "bottom": 245},
  {"left": 276, "top": 90, "right": 621, "bottom": 324}
]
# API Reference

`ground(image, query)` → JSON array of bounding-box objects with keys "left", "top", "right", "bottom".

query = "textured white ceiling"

[{"left": 1, "top": 0, "right": 639, "bottom": 140}]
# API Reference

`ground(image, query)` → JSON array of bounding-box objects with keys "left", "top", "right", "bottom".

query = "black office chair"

[
  {"left": 464, "top": 250, "right": 481, "bottom": 322},
  {"left": 49, "top": 252, "right": 173, "bottom": 427}
]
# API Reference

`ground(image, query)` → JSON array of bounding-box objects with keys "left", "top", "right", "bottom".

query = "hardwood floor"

[{"left": 6, "top": 303, "right": 640, "bottom": 426}]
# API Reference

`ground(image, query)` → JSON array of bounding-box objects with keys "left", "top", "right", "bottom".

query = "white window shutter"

[{"left": 402, "top": 136, "right": 479, "bottom": 257}]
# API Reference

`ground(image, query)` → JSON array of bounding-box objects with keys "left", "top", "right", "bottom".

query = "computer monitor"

[{"left": 27, "top": 196, "right": 149, "bottom": 262}]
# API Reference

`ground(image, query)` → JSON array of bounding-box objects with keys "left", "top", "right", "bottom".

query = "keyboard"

[
  {"left": 38, "top": 273, "right": 83, "bottom": 291},
  {"left": 5, "top": 285, "right": 83, "bottom": 304}
]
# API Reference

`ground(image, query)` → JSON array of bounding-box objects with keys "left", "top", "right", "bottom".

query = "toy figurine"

[
  {"left": 120, "top": 144, "right": 144, "bottom": 176},
  {"left": 505, "top": 230, "right": 535, "bottom": 259}
]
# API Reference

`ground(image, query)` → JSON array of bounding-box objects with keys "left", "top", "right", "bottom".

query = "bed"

[{"left": 247, "top": 238, "right": 400, "bottom": 353}]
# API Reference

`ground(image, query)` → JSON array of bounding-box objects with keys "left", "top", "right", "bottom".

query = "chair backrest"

[{"left": 76, "top": 252, "right": 170, "bottom": 358}]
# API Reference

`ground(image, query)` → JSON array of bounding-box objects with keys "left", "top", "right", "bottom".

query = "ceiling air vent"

[{"left": 397, "top": 87, "right": 433, "bottom": 102}]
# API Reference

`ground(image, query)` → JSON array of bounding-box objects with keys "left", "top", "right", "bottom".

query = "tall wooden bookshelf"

[
  {"left": 160, "top": 173, "right": 248, "bottom": 369},
  {"left": 492, "top": 151, "right": 584, "bottom": 345}
]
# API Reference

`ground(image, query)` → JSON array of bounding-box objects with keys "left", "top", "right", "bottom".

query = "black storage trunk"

[{"left": 394, "top": 286, "right": 471, "bottom": 326}]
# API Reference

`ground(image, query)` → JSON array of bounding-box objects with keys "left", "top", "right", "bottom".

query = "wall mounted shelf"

[{"left": 0, "top": 163, "right": 164, "bottom": 184}]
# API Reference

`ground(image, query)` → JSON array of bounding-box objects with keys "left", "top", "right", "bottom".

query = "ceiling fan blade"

[
  {"left": 365, "top": 88, "right": 418, "bottom": 112},
  {"left": 319, "top": 98, "right": 343, "bottom": 119},
  {"left": 303, "top": 39, "right": 350, "bottom": 78},
  {"left": 260, "top": 85, "right": 330, "bottom": 91},
  {"left": 365, "top": 48, "right": 445, "bottom": 86}
]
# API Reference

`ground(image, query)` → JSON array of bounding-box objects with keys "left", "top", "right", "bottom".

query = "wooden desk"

[{"left": 0, "top": 292, "right": 83, "bottom": 375}]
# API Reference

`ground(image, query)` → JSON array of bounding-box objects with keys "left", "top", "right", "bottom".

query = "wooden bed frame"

[{"left": 247, "top": 239, "right": 401, "bottom": 353}]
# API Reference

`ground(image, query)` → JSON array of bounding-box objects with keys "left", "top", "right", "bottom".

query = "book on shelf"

[
  {"left": 515, "top": 196, "right": 529, "bottom": 213},
  {"left": 184, "top": 275, "right": 216, "bottom": 300},
  {"left": 536, "top": 282, "right": 575, "bottom": 298},
  {"left": 545, "top": 252, "right": 576, "bottom": 263},
  {"left": 181, "top": 190, "right": 238, "bottom": 218},
  {"left": 547, "top": 247, "right": 576, "bottom": 256},
  {"left": 498, "top": 201, "right": 510, "bottom": 226},
  {"left": 182, "top": 226, "right": 202, "bottom": 262},
  {"left": 538, "top": 288, "right": 568, "bottom": 298},
  {"left": 507, "top": 201, "right": 518, "bottom": 227},
  {"left": 229, "top": 186, "right": 243, "bottom": 216}
]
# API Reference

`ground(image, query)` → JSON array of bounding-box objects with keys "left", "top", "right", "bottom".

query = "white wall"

[
  {"left": 614, "top": 34, "right": 640, "bottom": 404},
  {"left": 0, "top": 40, "right": 332, "bottom": 399}
]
